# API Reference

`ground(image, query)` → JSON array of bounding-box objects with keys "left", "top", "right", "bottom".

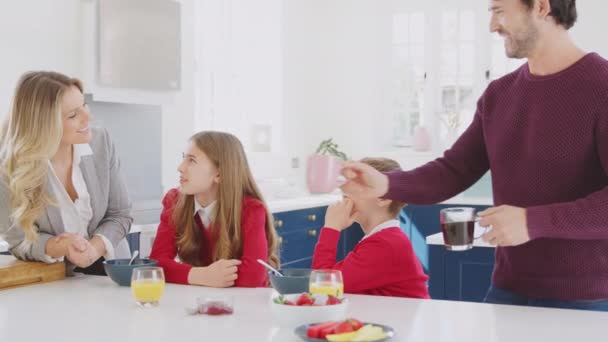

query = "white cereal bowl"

[{"left": 269, "top": 293, "right": 349, "bottom": 328}]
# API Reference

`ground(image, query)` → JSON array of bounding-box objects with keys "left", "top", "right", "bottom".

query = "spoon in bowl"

[
  {"left": 257, "top": 259, "right": 283, "bottom": 277},
  {"left": 128, "top": 250, "right": 140, "bottom": 265}
]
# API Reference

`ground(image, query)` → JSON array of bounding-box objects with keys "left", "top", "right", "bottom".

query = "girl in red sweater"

[
  {"left": 312, "top": 158, "right": 429, "bottom": 298},
  {"left": 150, "top": 131, "right": 279, "bottom": 287}
]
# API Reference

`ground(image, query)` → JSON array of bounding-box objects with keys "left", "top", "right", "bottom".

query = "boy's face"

[{"left": 344, "top": 194, "right": 391, "bottom": 223}]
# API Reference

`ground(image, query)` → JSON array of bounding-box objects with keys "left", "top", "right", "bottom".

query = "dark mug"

[{"left": 440, "top": 207, "right": 488, "bottom": 251}]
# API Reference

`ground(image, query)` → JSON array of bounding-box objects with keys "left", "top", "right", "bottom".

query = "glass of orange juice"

[
  {"left": 309, "top": 270, "right": 344, "bottom": 297},
  {"left": 131, "top": 267, "right": 165, "bottom": 307}
]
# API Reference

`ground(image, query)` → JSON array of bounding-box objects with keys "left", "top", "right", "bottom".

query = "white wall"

[
  {"left": 160, "top": 0, "right": 197, "bottom": 193},
  {"left": 571, "top": 1, "right": 608, "bottom": 57},
  {"left": 0, "top": 0, "right": 84, "bottom": 116},
  {"left": 282, "top": 0, "right": 393, "bottom": 177}
]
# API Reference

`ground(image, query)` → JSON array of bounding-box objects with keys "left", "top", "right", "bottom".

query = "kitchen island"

[{"left": 1, "top": 273, "right": 605, "bottom": 342}]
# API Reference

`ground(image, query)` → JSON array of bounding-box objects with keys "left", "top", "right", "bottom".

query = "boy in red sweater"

[{"left": 312, "top": 158, "right": 429, "bottom": 298}]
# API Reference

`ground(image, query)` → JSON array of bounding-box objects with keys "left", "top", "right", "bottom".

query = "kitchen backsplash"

[{"left": 86, "top": 95, "right": 163, "bottom": 223}]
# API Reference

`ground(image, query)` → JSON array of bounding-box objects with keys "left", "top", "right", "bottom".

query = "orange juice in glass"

[
  {"left": 131, "top": 267, "right": 165, "bottom": 307},
  {"left": 309, "top": 270, "right": 344, "bottom": 297}
]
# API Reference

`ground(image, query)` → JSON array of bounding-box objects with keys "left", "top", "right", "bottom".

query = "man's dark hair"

[{"left": 521, "top": 0, "right": 577, "bottom": 29}]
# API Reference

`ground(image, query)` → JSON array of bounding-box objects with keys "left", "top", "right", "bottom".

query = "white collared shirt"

[
  {"left": 194, "top": 199, "right": 216, "bottom": 228},
  {"left": 361, "top": 219, "right": 400, "bottom": 241},
  {"left": 44, "top": 144, "right": 127, "bottom": 262}
]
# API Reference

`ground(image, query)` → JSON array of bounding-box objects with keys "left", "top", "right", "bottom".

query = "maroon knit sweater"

[{"left": 385, "top": 53, "right": 608, "bottom": 301}]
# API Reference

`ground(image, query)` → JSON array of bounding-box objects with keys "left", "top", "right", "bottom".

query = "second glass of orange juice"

[
  {"left": 309, "top": 270, "right": 344, "bottom": 297},
  {"left": 131, "top": 267, "right": 165, "bottom": 307}
]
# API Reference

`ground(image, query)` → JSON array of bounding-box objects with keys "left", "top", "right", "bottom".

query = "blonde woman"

[
  {"left": 150, "top": 131, "right": 279, "bottom": 287},
  {"left": 0, "top": 71, "right": 132, "bottom": 275}
]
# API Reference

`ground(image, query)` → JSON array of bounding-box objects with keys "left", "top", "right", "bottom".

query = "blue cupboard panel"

[
  {"left": 274, "top": 206, "right": 327, "bottom": 265},
  {"left": 444, "top": 247, "right": 495, "bottom": 302},
  {"left": 273, "top": 207, "right": 326, "bottom": 234},
  {"left": 279, "top": 228, "right": 320, "bottom": 264}
]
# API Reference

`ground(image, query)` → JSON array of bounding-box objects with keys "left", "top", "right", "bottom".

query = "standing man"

[{"left": 341, "top": 0, "right": 608, "bottom": 311}]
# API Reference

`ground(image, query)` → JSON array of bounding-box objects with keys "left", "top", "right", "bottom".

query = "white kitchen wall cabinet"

[
  {"left": 98, "top": 0, "right": 181, "bottom": 91},
  {"left": 81, "top": 0, "right": 189, "bottom": 105}
]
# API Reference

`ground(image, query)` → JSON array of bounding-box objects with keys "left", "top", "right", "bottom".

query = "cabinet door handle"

[
  {"left": 307, "top": 229, "right": 317, "bottom": 237},
  {"left": 307, "top": 214, "right": 317, "bottom": 222},
  {"left": 274, "top": 220, "right": 284, "bottom": 228}
]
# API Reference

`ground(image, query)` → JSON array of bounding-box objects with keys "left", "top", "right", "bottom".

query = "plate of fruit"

[{"left": 294, "top": 318, "right": 395, "bottom": 342}]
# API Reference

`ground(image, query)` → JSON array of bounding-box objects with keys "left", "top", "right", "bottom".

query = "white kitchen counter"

[
  {"left": 267, "top": 193, "right": 342, "bottom": 213},
  {"left": 0, "top": 274, "right": 606, "bottom": 342}
]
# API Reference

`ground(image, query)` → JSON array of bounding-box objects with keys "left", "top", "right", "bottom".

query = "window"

[
  {"left": 390, "top": 2, "right": 525, "bottom": 149},
  {"left": 438, "top": 9, "right": 477, "bottom": 143}
]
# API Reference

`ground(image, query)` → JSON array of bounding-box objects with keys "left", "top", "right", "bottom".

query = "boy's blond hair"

[{"left": 360, "top": 157, "right": 406, "bottom": 216}]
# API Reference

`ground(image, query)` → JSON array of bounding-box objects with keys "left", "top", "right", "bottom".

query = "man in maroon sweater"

[{"left": 341, "top": 0, "right": 608, "bottom": 311}]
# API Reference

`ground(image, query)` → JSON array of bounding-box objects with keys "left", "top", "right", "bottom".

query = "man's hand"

[{"left": 478, "top": 205, "right": 530, "bottom": 247}]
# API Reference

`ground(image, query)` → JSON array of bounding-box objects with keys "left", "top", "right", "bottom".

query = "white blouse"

[{"left": 44, "top": 144, "right": 129, "bottom": 262}]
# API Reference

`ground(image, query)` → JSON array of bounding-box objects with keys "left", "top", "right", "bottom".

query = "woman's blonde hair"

[
  {"left": 172, "top": 131, "right": 280, "bottom": 269},
  {"left": 0, "top": 71, "right": 83, "bottom": 241}
]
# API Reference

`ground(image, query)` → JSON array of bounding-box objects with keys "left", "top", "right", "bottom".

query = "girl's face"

[
  {"left": 60, "top": 85, "right": 92, "bottom": 145},
  {"left": 177, "top": 141, "right": 220, "bottom": 196}
]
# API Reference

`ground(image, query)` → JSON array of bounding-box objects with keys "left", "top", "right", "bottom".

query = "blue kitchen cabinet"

[
  {"left": 273, "top": 206, "right": 331, "bottom": 269},
  {"left": 442, "top": 246, "right": 495, "bottom": 302}
]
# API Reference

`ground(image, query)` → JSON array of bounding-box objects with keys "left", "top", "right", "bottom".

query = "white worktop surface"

[{"left": 0, "top": 274, "right": 605, "bottom": 342}]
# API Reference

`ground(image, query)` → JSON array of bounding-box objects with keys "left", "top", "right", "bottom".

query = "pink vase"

[
  {"left": 413, "top": 126, "right": 431, "bottom": 152},
  {"left": 306, "top": 155, "right": 344, "bottom": 193}
]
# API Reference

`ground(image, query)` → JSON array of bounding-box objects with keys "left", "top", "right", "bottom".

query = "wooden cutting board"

[{"left": 0, "top": 255, "right": 65, "bottom": 290}]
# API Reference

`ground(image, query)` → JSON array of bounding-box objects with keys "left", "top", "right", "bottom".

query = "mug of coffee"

[{"left": 440, "top": 207, "right": 488, "bottom": 251}]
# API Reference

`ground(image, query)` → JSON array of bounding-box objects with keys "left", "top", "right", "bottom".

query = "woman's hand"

[{"left": 45, "top": 233, "right": 87, "bottom": 259}]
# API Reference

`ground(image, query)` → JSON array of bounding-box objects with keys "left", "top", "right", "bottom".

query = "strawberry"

[
  {"left": 326, "top": 295, "right": 342, "bottom": 305},
  {"left": 334, "top": 321, "right": 355, "bottom": 334},
  {"left": 347, "top": 318, "right": 363, "bottom": 331},
  {"left": 296, "top": 292, "right": 315, "bottom": 306}
]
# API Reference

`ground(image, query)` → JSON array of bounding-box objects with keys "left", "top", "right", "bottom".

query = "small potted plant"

[{"left": 307, "top": 139, "right": 349, "bottom": 194}]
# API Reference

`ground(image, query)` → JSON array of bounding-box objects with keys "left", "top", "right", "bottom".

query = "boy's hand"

[{"left": 324, "top": 198, "right": 358, "bottom": 232}]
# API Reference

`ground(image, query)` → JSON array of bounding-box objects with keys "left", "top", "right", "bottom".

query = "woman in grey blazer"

[{"left": 0, "top": 71, "right": 132, "bottom": 275}]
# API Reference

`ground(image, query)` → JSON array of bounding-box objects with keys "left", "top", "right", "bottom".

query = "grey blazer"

[{"left": 0, "top": 127, "right": 132, "bottom": 263}]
